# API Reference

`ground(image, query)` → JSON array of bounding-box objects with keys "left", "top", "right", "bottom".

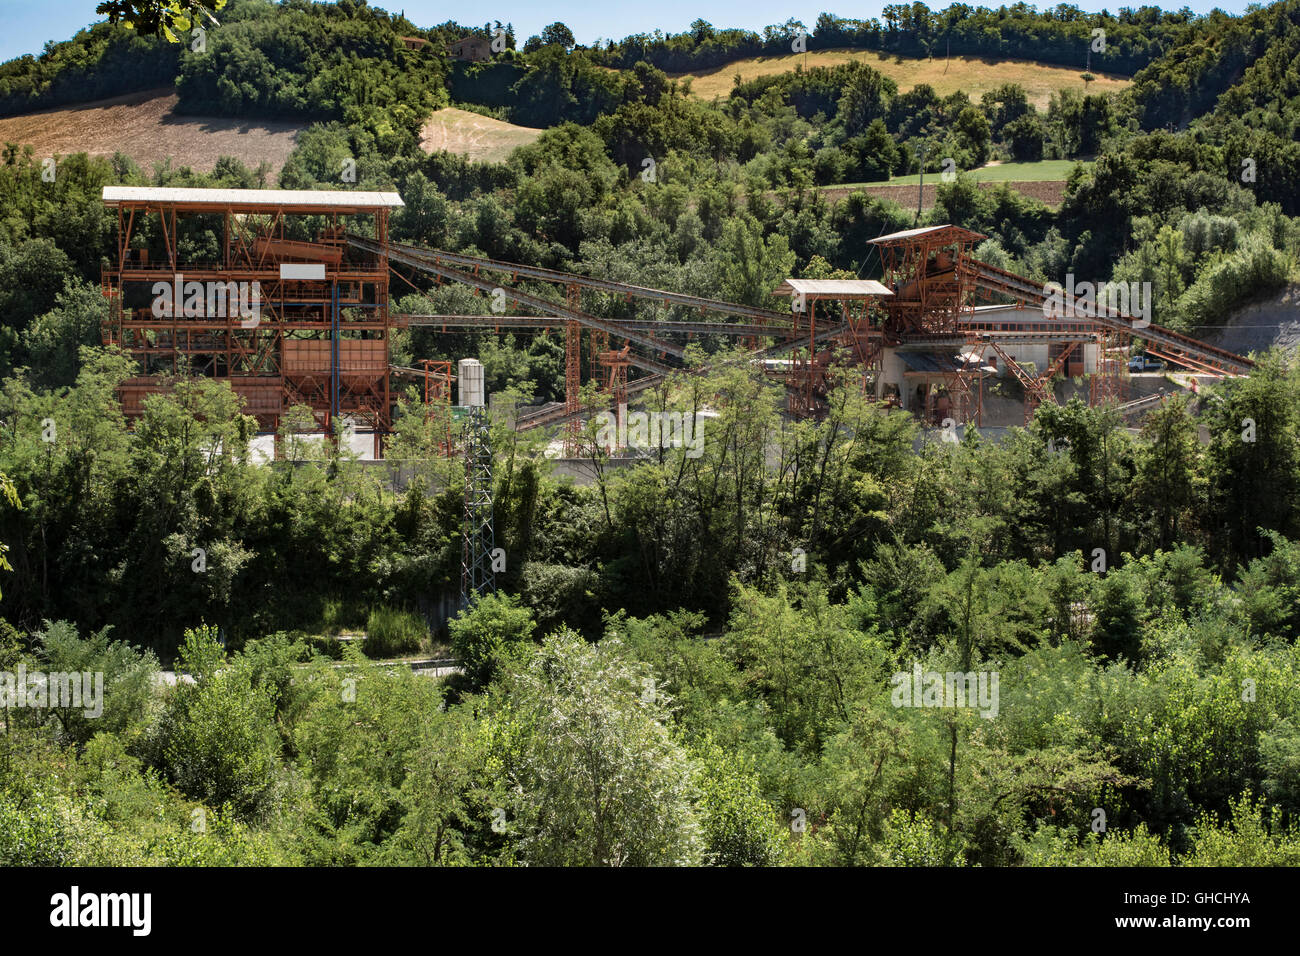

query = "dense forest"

[
  {"left": 2, "top": 0, "right": 1300, "bottom": 867},
  {"left": 597, "top": 5, "right": 1194, "bottom": 74}
]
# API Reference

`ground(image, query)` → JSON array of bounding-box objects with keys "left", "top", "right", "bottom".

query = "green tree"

[
  {"left": 448, "top": 591, "right": 537, "bottom": 692},
  {"left": 540, "top": 22, "right": 576, "bottom": 50},
  {"left": 292, "top": 645, "right": 452, "bottom": 864},
  {"left": 1203, "top": 352, "right": 1300, "bottom": 568},
  {"left": 715, "top": 216, "right": 796, "bottom": 308},
  {"left": 33, "top": 619, "right": 158, "bottom": 746},
  {"left": 1135, "top": 393, "right": 1201, "bottom": 550},
  {"left": 692, "top": 738, "right": 783, "bottom": 866},
  {"left": 482, "top": 632, "right": 703, "bottom": 866},
  {"left": 20, "top": 279, "right": 108, "bottom": 389},
  {"left": 152, "top": 626, "right": 281, "bottom": 819}
]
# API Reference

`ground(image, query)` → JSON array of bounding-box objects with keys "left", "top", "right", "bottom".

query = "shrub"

[
  {"left": 151, "top": 627, "right": 281, "bottom": 820},
  {"left": 693, "top": 739, "right": 783, "bottom": 866},
  {"left": 32, "top": 619, "right": 159, "bottom": 747},
  {"left": 448, "top": 592, "right": 537, "bottom": 690},
  {"left": 364, "top": 606, "right": 428, "bottom": 659},
  {"left": 1173, "top": 232, "right": 1290, "bottom": 332}
]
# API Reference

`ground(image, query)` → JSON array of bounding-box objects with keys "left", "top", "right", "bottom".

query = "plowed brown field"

[{"left": 0, "top": 88, "right": 304, "bottom": 174}]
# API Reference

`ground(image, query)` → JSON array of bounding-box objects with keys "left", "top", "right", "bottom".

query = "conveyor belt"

[
  {"left": 351, "top": 235, "right": 678, "bottom": 375},
  {"left": 960, "top": 256, "right": 1253, "bottom": 376},
  {"left": 513, "top": 324, "right": 850, "bottom": 430},
  {"left": 349, "top": 234, "right": 795, "bottom": 327},
  {"left": 395, "top": 314, "right": 778, "bottom": 337}
]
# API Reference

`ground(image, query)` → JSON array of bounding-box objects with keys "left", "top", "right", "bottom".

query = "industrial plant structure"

[
  {"left": 100, "top": 186, "right": 412, "bottom": 458},
  {"left": 101, "top": 188, "right": 1254, "bottom": 454}
]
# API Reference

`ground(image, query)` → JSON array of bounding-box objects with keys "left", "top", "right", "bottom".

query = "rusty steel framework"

[
  {"left": 415, "top": 358, "right": 453, "bottom": 405},
  {"left": 373, "top": 225, "right": 1251, "bottom": 433},
  {"left": 98, "top": 194, "right": 1253, "bottom": 455},
  {"left": 345, "top": 227, "right": 1253, "bottom": 442},
  {"left": 871, "top": 225, "right": 984, "bottom": 337},
  {"left": 598, "top": 346, "right": 631, "bottom": 413},
  {"left": 1090, "top": 330, "right": 1131, "bottom": 407},
  {"left": 961, "top": 255, "right": 1097, "bottom": 422},
  {"left": 868, "top": 226, "right": 992, "bottom": 425},
  {"left": 941, "top": 340, "right": 989, "bottom": 426},
  {"left": 957, "top": 252, "right": 1253, "bottom": 421},
  {"left": 418, "top": 359, "right": 454, "bottom": 454},
  {"left": 770, "top": 279, "right": 895, "bottom": 418},
  {"left": 100, "top": 187, "right": 401, "bottom": 457}
]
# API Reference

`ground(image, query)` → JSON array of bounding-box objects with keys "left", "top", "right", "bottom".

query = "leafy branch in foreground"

[{"left": 95, "top": 1, "right": 226, "bottom": 42}]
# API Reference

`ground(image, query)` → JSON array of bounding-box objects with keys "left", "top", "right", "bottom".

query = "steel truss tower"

[{"left": 460, "top": 405, "right": 496, "bottom": 604}]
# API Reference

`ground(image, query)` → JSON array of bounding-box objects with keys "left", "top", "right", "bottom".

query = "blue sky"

[{"left": 0, "top": 0, "right": 1259, "bottom": 63}]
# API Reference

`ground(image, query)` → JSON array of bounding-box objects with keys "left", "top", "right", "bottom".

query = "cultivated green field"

[{"left": 861, "top": 159, "right": 1091, "bottom": 187}]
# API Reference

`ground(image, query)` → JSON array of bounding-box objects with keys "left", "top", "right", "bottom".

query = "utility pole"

[{"left": 915, "top": 144, "right": 927, "bottom": 226}]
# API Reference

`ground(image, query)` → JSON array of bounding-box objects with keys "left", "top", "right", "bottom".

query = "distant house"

[
  {"left": 401, "top": 36, "right": 430, "bottom": 51},
  {"left": 448, "top": 36, "right": 492, "bottom": 62}
]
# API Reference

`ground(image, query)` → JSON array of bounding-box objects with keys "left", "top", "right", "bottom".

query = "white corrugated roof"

[
  {"left": 102, "top": 186, "right": 404, "bottom": 208},
  {"left": 869, "top": 224, "right": 984, "bottom": 243},
  {"left": 774, "top": 278, "right": 893, "bottom": 297}
]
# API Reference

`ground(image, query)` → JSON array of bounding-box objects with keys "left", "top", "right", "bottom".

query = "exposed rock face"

[{"left": 1204, "top": 283, "right": 1300, "bottom": 356}]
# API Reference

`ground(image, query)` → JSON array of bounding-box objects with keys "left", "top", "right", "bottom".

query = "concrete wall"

[{"left": 548, "top": 456, "right": 648, "bottom": 486}]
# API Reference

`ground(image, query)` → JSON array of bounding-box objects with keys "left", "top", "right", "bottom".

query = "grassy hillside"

[
  {"left": 676, "top": 49, "right": 1131, "bottom": 108},
  {"left": 419, "top": 107, "right": 544, "bottom": 164}
]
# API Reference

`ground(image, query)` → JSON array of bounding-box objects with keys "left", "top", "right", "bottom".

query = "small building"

[
  {"left": 401, "top": 36, "right": 430, "bottom": 51},
  {"left": 879, "top": 347, "right": 998, "bottom": 424},
  {"left": 448, "top": 35, "right": 492, "bottom": 62}
]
